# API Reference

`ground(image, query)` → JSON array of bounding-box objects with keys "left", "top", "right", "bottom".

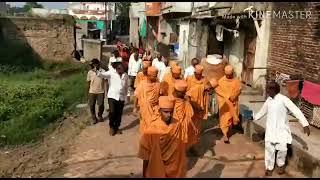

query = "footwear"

[
  {"left": 98, "top": 116, "right": 104, "bottom": 122},
  {"left": 189, "top": 146, "right": 200, "bottom": 156},
  {"left": 265, "top": 170, "right": 273, "bottom": 176},
  {"left": 92, "top": 117, "right": 98, "bottom": 125},
  {"left": 117, "top": 129, "right": 123, "bottom": 134},
  {"left": 109, "top": 128, "right": 115, "bottom": 136},
  {"left": 223, "top": 136, "right": 230, "bottom": 144},
  {"left": 277, "top": 166, "right": 285, "bottom": 175}
]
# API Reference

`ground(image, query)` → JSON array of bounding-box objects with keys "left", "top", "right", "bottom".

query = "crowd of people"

[{"left": 86, "top": 41, "right": 311, "bottom": 178}]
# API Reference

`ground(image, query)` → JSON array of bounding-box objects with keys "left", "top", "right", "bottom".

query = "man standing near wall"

[
  {"left": 87, "top": 59, "right": 106, "bottom": 124},
  {"left": 253, "top": 81, "right": 310, "bottom": 176}
]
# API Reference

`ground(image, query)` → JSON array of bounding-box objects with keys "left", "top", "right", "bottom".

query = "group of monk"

[{"left": 132, "top": 51, "right": 242, "bottom": 177}]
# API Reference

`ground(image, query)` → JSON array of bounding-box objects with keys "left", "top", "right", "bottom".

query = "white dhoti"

[
  {"left": 209, "top": 93, "right": 219, "bottom": 115},
  {"left": 265, "top": 141, "right": 287, "bottom": 170}
]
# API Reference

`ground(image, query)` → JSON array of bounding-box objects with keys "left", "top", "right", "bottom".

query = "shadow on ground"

[
  {"left": 187, "top": 113, "right": 246, "bottom": 171},
  {"left": 187, "top": 114, "right": 220, "bottom": 170},
  {"left": 193, "top": 163, "right": 225, "bottom": 178},
  {"left": 121, "top": 118, "right": 139, "bottom": 131}
]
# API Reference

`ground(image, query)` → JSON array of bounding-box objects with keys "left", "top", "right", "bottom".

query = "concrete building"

[
  {"left": 129, "top": 2, "right": 146, "bottom": 48},
  {"left": 145, "top": 2, "right": 161, "bottom": 53},
  {"left": 68, "top": 2, "right": 116, "bottom": 42},
  {"left": 187, "top": 2, "right": 271, "bottom": 90},
  {"left": 266, "top": 2, "right": 320, "bottom": 128},
  {"left": 68, "top": 2, "right": 115, "bottom": 21},
  {"left": 158, "top": 2, "right": 192, "bottom": 64}
]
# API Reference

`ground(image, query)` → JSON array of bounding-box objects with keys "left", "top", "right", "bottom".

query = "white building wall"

[
  {"left": 68, "top": 2, "right": 115, "bottom": 20},
  {"left": 178, "top": 21, "right": 190, "bottom": 69},
  {"left": 224, "top": 31, "right": 245, "bottom": 78},
  {"left": 252, "top": 17, "right": 271, "bottom": 90},
  {"left": 162, "top": 2, "right": 192, "bottom": 13}
]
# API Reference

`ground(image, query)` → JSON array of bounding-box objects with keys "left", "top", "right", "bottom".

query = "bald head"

[{"left": 224, "top": 65, "right": 234, "bottom": 79}]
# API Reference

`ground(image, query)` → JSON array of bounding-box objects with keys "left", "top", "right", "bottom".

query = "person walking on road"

[
  {"left": 127, "top": 48, "right": 142, "bottom": 104},
  {"left": 87, "top": 59, "right": 106, "bottom": 124},
  {"left": 214, "top": 65, "right": 242, "bottom": 144},
  {"left": 138, "top": 96, "right": 192, "bottom": 178},
  {"left": 133, "top": 60, "right": 152, "bottom": 113},
  {"left": 185, "top": 65, "right": 210, "bottom": 154},
  {"left": 96, "top": 62, "right": 129, "bottom": 136},
  {"left": 134, "top": 66, "right": 161, "bottom": 134},
  {"left": 253, "top": 81, "right": 310, "bottom": 176}
]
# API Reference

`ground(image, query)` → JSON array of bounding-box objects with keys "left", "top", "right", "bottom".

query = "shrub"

[{"left": 0, "top": 63, "right": 87, "bottom": 146}]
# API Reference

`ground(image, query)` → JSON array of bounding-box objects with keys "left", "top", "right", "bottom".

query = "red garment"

[
  {"left": 121, "top": 49, "right": 130, "bottom": 72},
  {"left": 286, "top": 80, "right": 300, "bottom": 99},
  {"left": 139, "top": 48, "right": 144, "bottom": 55},
  {"left": 301, "top": 81, "right": 320, "bottom": 105}
]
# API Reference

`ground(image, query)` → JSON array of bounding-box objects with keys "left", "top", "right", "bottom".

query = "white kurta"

[
  {"left": 184, "top": 66, "right": 195, "bottom": 79},
  {"left": 253, "top": 93, "right": 309, "bottom": 144}
]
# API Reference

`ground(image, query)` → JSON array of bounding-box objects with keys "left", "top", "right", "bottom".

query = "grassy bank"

[{"left": 0, "top": 63, "right": 88, "bottom": 146}]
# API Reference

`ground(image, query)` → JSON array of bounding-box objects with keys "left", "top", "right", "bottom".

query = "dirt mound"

[{"left": 0, "top": 111, "right": 90, "bottom": 178}]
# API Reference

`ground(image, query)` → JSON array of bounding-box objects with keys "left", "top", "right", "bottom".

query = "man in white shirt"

[
  {"left": 184, "top": 58, "right": 200, "bottom": 79},
  {"left": 128, "top": 49, "right": 142, "bottom": 101},
  {"left": 108, "top": 50, "right": 122, "bottom": 71},
  {"left": 157, "top": 56, "right": 170, "bottom": 82},
  {"left": 152, "top": 51, "right": 160, "bottom": 67},
  {"left": 96, "top": 62, "right": 129, "bottom": 136},
  {"left": 253, "top": 81, "right": 310, "bottom": 176}
]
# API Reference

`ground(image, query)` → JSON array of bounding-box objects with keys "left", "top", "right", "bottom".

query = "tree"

[
  {"left": 23, "top": 2, "right": 44, "bottom": 12},
  {"left": 7, "top": 6, "right": 25, "bottom": 15},
  {"left": 115, "top": 2, "right": 130, "bottom": 18}
]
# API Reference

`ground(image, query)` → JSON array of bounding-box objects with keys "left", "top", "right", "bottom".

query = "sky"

[{"left": 7, "top": 2, "right": 68, "bottom": 9}]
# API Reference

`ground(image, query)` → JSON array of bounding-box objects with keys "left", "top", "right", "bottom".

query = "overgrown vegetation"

[{"left": 0, "top": 41, "right": 88, "bottom": 146}]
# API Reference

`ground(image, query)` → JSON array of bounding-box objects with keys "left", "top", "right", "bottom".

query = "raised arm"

[
  {"left": 96, "top": 69, "right": 111, "bottom": 79},
  {"left": 283, "top": 96, "right": 309, "bottom": 127}
]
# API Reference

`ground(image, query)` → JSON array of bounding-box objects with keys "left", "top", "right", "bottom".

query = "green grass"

[
  {"left": 0, "top": 38, "right": 89, "bottom": 146},
  {"left": 0, "top": 64, "right": 88, "bottom": 146}
]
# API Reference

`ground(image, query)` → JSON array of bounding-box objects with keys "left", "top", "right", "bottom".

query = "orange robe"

[
  {"left": 160, "top": 73, "right": 181, "bottom": 96},
  {"left": 172, "top": 96, "right": 197, "bottom": 148},
  {"left": 135, "top": 79, "right": 161, "bottom": 133},
  {"left": 186, "top": 75, "right": 210, "bottom": 145},
  {"left": 214, "top": 76, "right": 241, "bottom": 137},
  {"left": 134, "top": 72, "right": 148, "bottom": 89},
  {"left": 138, "top": 108, "right": 189, "bottom": 178}
]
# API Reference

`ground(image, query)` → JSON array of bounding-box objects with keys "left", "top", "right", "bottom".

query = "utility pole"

[{"left": 104, "top": 2, "right": 108, "bottom": 45}]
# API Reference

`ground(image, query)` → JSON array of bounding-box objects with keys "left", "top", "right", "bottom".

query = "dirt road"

[{"left": 0, "top": 104, "right": 306, "bottom": 178}]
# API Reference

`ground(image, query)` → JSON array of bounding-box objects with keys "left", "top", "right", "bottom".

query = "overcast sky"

[{"left": 7, "top": 2, "right": 68, "bottom": 9}]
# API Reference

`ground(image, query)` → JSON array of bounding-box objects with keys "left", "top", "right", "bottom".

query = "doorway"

[{"left": 241, "top": 21, "right": 257, "bottom": 86}]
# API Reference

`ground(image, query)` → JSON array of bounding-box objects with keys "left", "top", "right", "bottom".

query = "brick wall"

[
  {"left": 267, "top": 2, "right": 320, "bottom": 126},
  {"left": 0, "top": 16, "right": 75, "bottom": 62}
]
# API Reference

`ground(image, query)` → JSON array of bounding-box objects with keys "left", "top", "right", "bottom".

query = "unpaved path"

[{"left": 0, "top": 104, "right": 307, "bottom": 178}]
